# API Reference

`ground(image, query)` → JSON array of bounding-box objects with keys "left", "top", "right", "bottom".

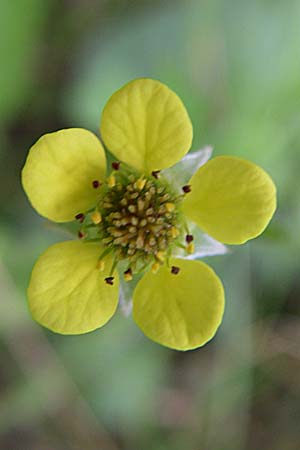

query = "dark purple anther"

[
  {"left": 75, "top": 213, "right": 85, "bottom": 223},
  {"left": 171, "top": 266, "right": 180, "bottom": 275},
  {"left": 185, "top": 234, "right": 194, "bottom": 243},
  {"left": 151, "top": 170, "right": 160, "bottom": 179},
  {"left": 92, "top": 180, "right": 100, "bottom": 188},
  {"left": 105, "top": 277, "right": 114, "bottom": 285},
  {"left": 112, "top": 161, "right": 121, "bottom": 171},
  {"left": 78, "top": 231, "right": 85, "bottom": 239},
  {"left": 182, "top": 185, "right": 192, "bottom": 193}
]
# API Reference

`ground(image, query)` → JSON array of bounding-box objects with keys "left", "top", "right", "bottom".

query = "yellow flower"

[{"left": 21, "top": 78, "right": 276, "bottom": 351}]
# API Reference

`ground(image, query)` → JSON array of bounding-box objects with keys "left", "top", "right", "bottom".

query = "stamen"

[
  {"left": 135, "top": 178, "right": 146, "bottom": 190},
  {"left": 131, "top": 216, "right": 138, "bottom": 226},
  {"left": 137, "top": 199, "right": 145, "bottom": 212},
  {"left": 151, "top": 262, "right": 160, "bottom": 274},
  {"left": 78, "top": 230, "right": 85, "bottom": 239},
  {"left": 151, "top": 170, "right": 160, "bottom": 179},
  {"left": 107, "top": 174, "right": 116, "bottom": 188},
  {"left": 92, "top": 180, "right": 100, "bottom": 189},
  {"left": 91, "top": 210, "right": 102, "bottom": 224},
  {"left": 96, "top": 260, "right": 105, "bottom": 271},
  {"left": 105, "top": 277, "right": 114, "bottom": 285},
  {"left": 87, "top": 166, "right": 184, "bottom": 273},
  {"left": 128, "top": 205, "right": 137, "bottom": 214},
  {"left": 186, "top": 242, "right": 195, "bottom": 254},
  {"left": 155, "top": 251, "right": 165, "bottom": 262},
  {"left": 103, "top": 202, "right": 113, "bottom": 209},
  {"left": 182, "top": 185, "right": 192, "bottom": 193},
  {"left": 124, "top": 268, "right": 133, "bottom": 282},
  {"left": 75, "top": 213, "right": 85, "bottom": 223},
  {"left": 171, "top": 266, "right": 180, "bottom": 275},
  {"left": 112, "top": 161, "right": 121, "bottom": 170},
  {"left": 185, "top": 234, "right": 194, "bottom": 243},
  {"left": 146, "top": 207, "right": 154, "bottom": 216},
  {"left": 136, "top": 234, "right": 144, "bottom": 249},
  {"left": 170, "top": 226, "right": 180, "bottom": 238},
  {"left": 165, "top": 202, "right": 175, "bottom": 212}
]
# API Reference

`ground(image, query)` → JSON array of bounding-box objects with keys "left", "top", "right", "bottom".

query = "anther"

[
  {"left": 149, "top": 237, "right": 156, "bottom": 247},
  {"left": 111, "top": 212, "right": 122, "bottom": 219},
  {"left": 136, "top": 234, "right": 144, "bottom": 249},
  {"left": 186, "top": 242, "right": 195, "bottom": 254},
  {"left": 151, "top": 262, "right": 160, "bottom": 274},
  {"left": 78, "top": 230, "right": 85, "bottom": 239},
  {"left": 185, "top": 234, "right": 194, "bottom": 243},
  {"left": 165, "top": 202, "right": 175, "bottom": 213},
  {"left": 128, "top": 204, "right": 137, "bottom": 214},
  {"left": 146, "top": 207, "right": 154, "bottom": 216},
  {"left": 96, "top": 260, "right": 105, "bottom": 271},
  {"left": 182, "top": 185, "right": 192, "bottom": 193},
  {"left": 135, "top": 178, "right": 146, "bottom": 190},
  {"left": 124, "top": 268, "right": 133, "bottom": 282},
  {"left": 171, "top": 266, "right": 180, "bottom": 275},
  {"left": 92, "top": 180, "right": 100, "bottom": 189},
  {"left": 107, "top": 174, "right": 116, "bottom": 188},
  {"left": 112, "top": 161, "right": 121, "bottom": 170},
  {"left": 151, "top": 170, "right": 160, "bottom": 179},
  {"left": 103, "top": 202, "right": 113, "bottom": 209},
  {"left": 155, "top": 251, "right": 165, "bottom": 262},
  {"left": 105, "top": 277, "right": 114, "bottom": 285},
  {"left": 170, "top": 226, "right": 180, "bottom": 238},
  {"left": 131, "top": 216, "right": 139, "bottom": 226},
  {"left": 91, "top": 210, "right": 102, "bottom": 224},
  {"left": 137, "top": 199, "right": 145, "bottom": 212},
  {"left": 75, "top": 213, "right": 85, "bottom": 223}
]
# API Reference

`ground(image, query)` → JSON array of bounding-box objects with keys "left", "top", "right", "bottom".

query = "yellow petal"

[
  {"left": 100, "top": 78, "right": 193, "bottom": 173},
  {"left": 22, "top": 128, "right": 106, "bottom": 222},
  {"left": 133, "top": 259, "right": 224, "bottom": 351},
  {"left": 182, "top": 156, "right": 276, "bottom": 244},
  {"left": 28, "top": 240, "right": 119, "bottom": 334}
]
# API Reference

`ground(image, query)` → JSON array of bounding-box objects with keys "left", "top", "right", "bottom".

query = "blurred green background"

[{"left": 0, "top": 1, "right": 299, "bottom": 449}]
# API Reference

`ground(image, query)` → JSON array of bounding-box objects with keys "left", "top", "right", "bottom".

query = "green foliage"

[{"left": 0, "top": 1, "right": 299, "bottom": 449}]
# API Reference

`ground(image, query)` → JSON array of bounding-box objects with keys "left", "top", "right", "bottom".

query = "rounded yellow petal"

[
  {"left": 182, "top": 156, "right": 277, "bottom": 244},
  {"left": 22, "top": 128, "right": 106, "bottom": 222},
  {"left": 100, "top": 78, "right": 193, "bottom": 173},
  {"left": 28, "top": 240, "right": 119, "bottom": 334},
  {"left": 133, "top": 259, "right": 224, "bottom": 351}
]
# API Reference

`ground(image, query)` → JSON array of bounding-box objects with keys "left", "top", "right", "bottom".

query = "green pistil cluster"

[{"left": 76, "top": 163, "right": 193, "bottom": 283}]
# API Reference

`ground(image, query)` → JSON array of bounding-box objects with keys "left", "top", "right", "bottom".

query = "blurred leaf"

[{"left": 0, "top": 1, "right": 50, "bottom": 124}]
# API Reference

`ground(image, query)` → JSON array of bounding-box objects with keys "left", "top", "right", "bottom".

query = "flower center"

[
  {"left": 76, "top": 163, "right": 194, "bottom": 282},
  {"left": 101, "top": 174, "right": 180, "bottom": 261}
]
